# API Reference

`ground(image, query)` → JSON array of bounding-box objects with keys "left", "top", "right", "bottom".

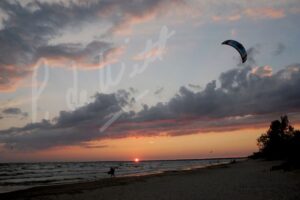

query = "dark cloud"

[
  {"left": 0, "top": 0, "right": 178, "bottom": 91},
  {"left": 0, "top": 0, "right": 107, "bottom": 90},
  {"left": 36, "top": 41, "right": 117, "bottom": 66},
  {"left": 0, "top": 90, "right": 134, "bottom": 150},
  {"left": 129, "top": 87, "right": 138, "bottom": 94},
  {"left": 273, "top": 43, "right": 286, "bottom": 56},
  {"left": 1, "top": 63, "right": 300, "bottom": 151},
  {"left": 154, "top": 87, "right": 164, "bottom": 95},
  {"left": 2, "top": 108, "right": 22, "bottom": 115},
  {"left": 180, "top": 63, "right": 300, "bottom": 119},
  {"left": 2, "top": 107, "right": 28, "bottom": 118},
  {"left": 106, "top": 63, "right": 300, "bottom": 136},
  {"left": 82, "top": 144, "right": 108, "bottom": 149},
  {"left": 187, "top": 84, "right": 202, "bottom": 90}
]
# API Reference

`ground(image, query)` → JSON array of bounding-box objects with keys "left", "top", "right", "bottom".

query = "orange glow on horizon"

[
  {"left": 2, "top": 123, "right": 299, "bottom": 162},
  {"left": 134, "top": 158, "right": 140, "bottom": 163}
]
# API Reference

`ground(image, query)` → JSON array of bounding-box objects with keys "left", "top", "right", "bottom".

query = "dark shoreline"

[
  {"left": 2, "top": 159, "right": 300, "bottom": 200},
  {"left": 0, "top": 161, "right": 233, "bottom": 200}
]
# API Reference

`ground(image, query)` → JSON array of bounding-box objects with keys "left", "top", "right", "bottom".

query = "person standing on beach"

[{"left": 108, "top": 167, "right": 115, "bottom": 177}]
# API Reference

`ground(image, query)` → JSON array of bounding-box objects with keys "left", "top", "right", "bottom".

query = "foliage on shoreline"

[{"left": 250, "top": 115, "right": 300, "bottom": 170}]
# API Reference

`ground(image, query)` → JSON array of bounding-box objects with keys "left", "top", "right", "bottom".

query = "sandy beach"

[{"left": 1, "top": 159, "right": 299, "bottom": 200}]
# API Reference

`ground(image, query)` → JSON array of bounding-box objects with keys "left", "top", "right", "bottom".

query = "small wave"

[{"left": 0, "top": 158, "right": 239, "bottom": 193}]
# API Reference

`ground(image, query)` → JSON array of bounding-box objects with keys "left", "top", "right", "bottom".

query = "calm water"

[{"left": 0, "top": 158, "right": 237, "bottom": 193}]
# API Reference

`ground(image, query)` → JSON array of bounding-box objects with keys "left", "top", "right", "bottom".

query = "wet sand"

[{"left": 1, "top": 159, "right": 300, "bottom": 200}]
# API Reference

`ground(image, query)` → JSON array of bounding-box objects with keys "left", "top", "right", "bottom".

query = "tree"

[
  {"left": 254, "top": 115, "right": 300, "bottom": 169},
  {"left": 257, "top": 117, "right": 287, "bottom": 159}
]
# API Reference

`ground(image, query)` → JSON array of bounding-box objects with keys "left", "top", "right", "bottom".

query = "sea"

[{"left": 0, "top": 158, "right": 240, "bottom": 193}]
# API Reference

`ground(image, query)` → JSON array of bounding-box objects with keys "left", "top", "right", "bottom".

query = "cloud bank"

[{"left": 1, "top": 63, "right": 300, "bottom": 150}]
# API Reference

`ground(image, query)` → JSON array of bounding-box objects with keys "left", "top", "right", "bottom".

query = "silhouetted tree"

[
  {"left": 286, "top": 130, "right": 300, "bottom": 167},
  {"left": 254, "top": 115, "right": 300, "bottom": 169}
]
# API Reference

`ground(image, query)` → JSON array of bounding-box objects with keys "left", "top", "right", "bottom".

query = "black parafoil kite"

[{"left": 222, "top": 40, "right": 247, "bottom": 63}]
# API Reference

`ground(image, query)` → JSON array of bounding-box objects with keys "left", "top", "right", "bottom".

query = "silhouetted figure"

[
  {"left": 107, "top": 167, "right": 115, "bottom": 177},
  {"left": 230, "top": 159, "right": 236, "bottom": 164}
]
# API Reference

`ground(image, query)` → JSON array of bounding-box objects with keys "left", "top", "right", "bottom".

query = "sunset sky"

[{"left": 0, "top": 0, "right": 300, "bottom": 162}]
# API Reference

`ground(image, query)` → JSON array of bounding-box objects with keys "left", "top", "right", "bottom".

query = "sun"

[{"left": 134, "top": 158, "right": 140, "bottom": 163}]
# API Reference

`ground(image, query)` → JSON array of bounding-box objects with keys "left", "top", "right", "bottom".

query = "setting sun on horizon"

[{"left": 3, "top": 125, "right": 295, "bottom": 162}]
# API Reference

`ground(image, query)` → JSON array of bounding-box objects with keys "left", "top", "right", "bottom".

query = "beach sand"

[{"left": 1, "top": 159, "right": 300, "bottom": 200}]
